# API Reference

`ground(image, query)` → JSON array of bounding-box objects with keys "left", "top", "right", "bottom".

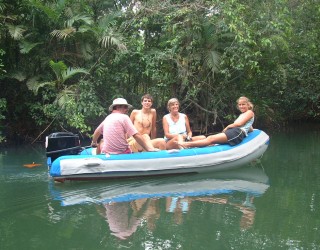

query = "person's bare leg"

[
  {"left": 166, "top": 135, "right": 183, "bottom": 150},
  {"left": 191, "top": 135, "right": 206, "bottom": 141},
  {"left": 181, "top": 133, "right": 228, "bottom": 148},
  {"left": 151, "top": 138, "right": 166, "bottom": 150},
  {"left": 138, "top": 134, "right": 154, "bottom": 151},
  {"left": 96, "top": 139, "right": 103, "bottom": 154},
  {"left": 176, "top": 134, "right": 184, "bottom": 149},
  {"left": 132, "top": 134, "right": 153, "bottom": 152}
]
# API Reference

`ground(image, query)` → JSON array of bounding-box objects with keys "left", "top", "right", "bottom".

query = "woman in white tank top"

[{"left": 163, "top": 98, "right": 206, "bottom": 150}]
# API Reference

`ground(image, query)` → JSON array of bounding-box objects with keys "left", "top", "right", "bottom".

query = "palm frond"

[
  {"left": 204, "top": 50, "right": 220, "bottom": 74},
  {"left": 50, "top": 27, "right": 76, "bottom": 40},
  {"left": 100, "top": 35, "right": 127, "bottom": 51},
  {"left": 49, "top": 60, "right": 67, "bottom": 81},
  {"left": 26, "top": 77, "right": 55, "bottom": 95},
  {"left": 77, "top": 26, "right": 92, "bottom": 33},
  {"left": 19, "top": 40, "right": 42, "bottom": 54},
  {"left": 96, "top": 18, "right": 127, "bottom": 51},
  {"left": 9, "top": 71, "right": 27, "bottom": 82},
  {"left": 6, "top": 24, "right": 26, "bottom": 40},
  {"left": 65, "top": 14, "right": 94, "bottom": 28},
  {"left": 54, "top": 88, "right": 76, "bottom": 107},
  {"left": 61, "top": 67, "right": 89, "bottom": 82}
]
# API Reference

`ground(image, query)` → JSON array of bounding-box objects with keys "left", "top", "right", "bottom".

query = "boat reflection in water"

[{"left": 49, "top": 166, "right": 270, "bottom": 239}]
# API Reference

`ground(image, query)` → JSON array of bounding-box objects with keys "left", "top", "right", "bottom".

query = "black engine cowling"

[{"left": 46, "top": 132, "right": 81, "bottom": 162}]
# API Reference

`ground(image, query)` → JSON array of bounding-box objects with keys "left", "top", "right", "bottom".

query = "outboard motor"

[{"left": 46, "top": 132, "right": 81, "bottom": 162}]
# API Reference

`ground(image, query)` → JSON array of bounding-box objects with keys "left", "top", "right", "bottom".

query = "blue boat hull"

[{"left": 48, "top": 129, "right": 270, "bottom": 182}]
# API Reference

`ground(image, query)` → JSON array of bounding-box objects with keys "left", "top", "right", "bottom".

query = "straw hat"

[{"left": 108, "top": 98, "right": 133, "bottom": 111}]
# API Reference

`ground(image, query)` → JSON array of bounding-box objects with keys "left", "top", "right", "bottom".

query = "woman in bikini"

[{"left": 163, "top": 98, "right": 206, "bottom": 150}]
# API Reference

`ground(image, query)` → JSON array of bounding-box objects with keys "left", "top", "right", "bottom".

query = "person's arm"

[
  {"left": 163, "top": 116, "right": 175, "bottom": 140},
  {"left": 223, "top": 110, "right": 254, "bottom": 132},
  {"left": 184, "top": 115, "right": 192, "bottom": 139},
  {"left": 133, "top": 133, "right": 156, "bottom": 151},
  {"left": 150, "top": 109, "right": 157, "bottom": 139},
  {"left": 91, "top": 122, "right": 103, "bottom": 147}
]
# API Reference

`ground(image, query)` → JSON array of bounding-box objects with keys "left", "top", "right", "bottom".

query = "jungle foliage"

[{"left": 0, "top": 0, "right": 319, "bottom": 143}]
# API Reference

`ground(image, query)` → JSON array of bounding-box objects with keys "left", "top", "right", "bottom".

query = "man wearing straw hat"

[{"left": 91, "top": 98, "right": 156, "bottom": 154}]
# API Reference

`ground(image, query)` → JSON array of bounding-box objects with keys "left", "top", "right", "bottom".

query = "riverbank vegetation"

[{"left": 0, "top": 0, "right": 319, "bottom": 143}]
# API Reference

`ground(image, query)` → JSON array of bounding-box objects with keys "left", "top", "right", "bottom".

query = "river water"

[{"left": 0, "top": 124, "right": 319, "bottom": 250}]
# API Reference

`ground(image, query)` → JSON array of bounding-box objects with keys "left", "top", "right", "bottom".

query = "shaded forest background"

[{"left": 0, "top": 0, "right": 319, "bottom": 144}]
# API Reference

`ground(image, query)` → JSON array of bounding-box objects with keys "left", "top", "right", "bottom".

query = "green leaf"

[
  {"left": 61, "top": 67, "right": 89, "bottom": 82},
  {"left": 6, "top": 24, "right": 26, "bottom": 40},
  {"left": 26, "top": 76, "right": 55, "bottom": 95},
  {"left": 49, "top": 60, "right": 67, "bottom": 81},
  {"left": 19, "top": 40, "right": 42, "bottom": 54}
]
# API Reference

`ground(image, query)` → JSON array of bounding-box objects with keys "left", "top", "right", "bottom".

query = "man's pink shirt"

[{"left": 97, "top": 112, "right": 137, "bottom": 154}]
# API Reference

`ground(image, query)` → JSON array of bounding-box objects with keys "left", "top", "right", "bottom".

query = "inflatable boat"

[{"left": 46, "top": 129, "right": 269, "bottom": 182}]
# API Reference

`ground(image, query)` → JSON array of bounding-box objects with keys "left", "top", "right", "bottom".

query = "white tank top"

[{"left": 164, "top": 113, "right": 187, "bottom": 140}]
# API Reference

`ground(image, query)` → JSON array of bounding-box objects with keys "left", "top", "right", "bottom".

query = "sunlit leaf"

[
  {"left": 6, "top": 24, "right": 26, "bottom": 40},
  {"left": 50, "top": 27, "right": 76, "bottom": 40}
]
